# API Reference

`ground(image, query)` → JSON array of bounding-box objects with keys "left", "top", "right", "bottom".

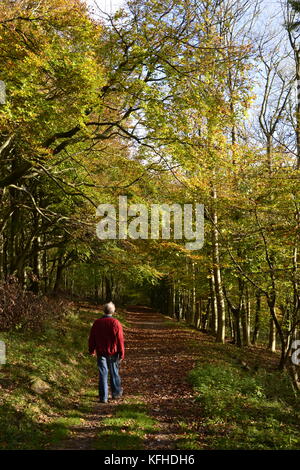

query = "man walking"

[{"left": 88, "top": 302, "right": 125, "bottom": 403}]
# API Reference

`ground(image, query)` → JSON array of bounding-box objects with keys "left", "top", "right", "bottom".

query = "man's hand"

[
  {"left": 89, "top": 351, "right": 96, "bottom": 356},
  {"left": 117, "top": 354, "right": 123, "bottom": 363}
]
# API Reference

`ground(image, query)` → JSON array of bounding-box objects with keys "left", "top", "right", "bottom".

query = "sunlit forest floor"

[{"left": 1, "top": 305, "right": 300, "bottom": 450}]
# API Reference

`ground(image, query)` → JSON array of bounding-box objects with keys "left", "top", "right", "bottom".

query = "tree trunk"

[
  {"left": 53, "top": 255, "right": 64, "bottom": 293},
  {"left": 252, "top": 291, "right": 261, "bottom": 345},
  {"left": 94, "top": 269, "right": 99, "bottom": 302},
  {"left": 30, "top": 236, "right": 40, "bottom": 294},
  {"left": 211, "top": 188, "right": 226, "bottom": 343},
  {"left": 267, "top": 296, "right": 288, "bottom": 369},
  {"left": 105, "top": 276, "right": 112, "bottom": 302},
  {"left": 191, "top": 262, "right": 196, "bottom": 325},
  {"left": 209, "top": 272, "right": 218, "bottom": 335},
  {"left": 233, "top": 306, "right": 242, "bottom": 347},
  {"left": 241, "top": 297, "right": 250, "bottom": 347},
  {"left": 266, "top": 134, "right": 272, "bottom": 174},
  {"left": 268, "top": 318, "right": 277, "bottom": 352},
  {"left": 42, "top": 239, "right": 47, "bottom": 294},
  {"left": 296, "top": 48, "right": 300, "bottom": 169}
]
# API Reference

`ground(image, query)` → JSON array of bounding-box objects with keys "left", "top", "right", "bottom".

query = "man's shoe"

[
  {"left": 112, "top": 389, "right": 123, "bottom": 399},
  {"left": 99, "top": 399, "right": 108, "bottom": 403}
]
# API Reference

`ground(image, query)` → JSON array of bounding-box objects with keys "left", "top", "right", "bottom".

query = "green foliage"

[
  {"left": 0, "top": 308, "right": 95, "bottom": 449},
  {"left": 188, "top": 363, "right": 300, "bottom": 449}
]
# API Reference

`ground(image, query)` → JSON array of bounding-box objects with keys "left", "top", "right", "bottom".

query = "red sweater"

[{"left": 88, "top": 316, "right": 125, "bottom": 360}]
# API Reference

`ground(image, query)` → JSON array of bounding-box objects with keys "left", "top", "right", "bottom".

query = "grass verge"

[
  {"left": 188, "top": 362, "right": 300, "bottom": 449},
  {"left": 0, "top": 308, "right": 97, "bottom": 449}
]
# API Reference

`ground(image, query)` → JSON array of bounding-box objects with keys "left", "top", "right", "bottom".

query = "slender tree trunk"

[
  {"left": 241, "top": 299, "right": 250, "bottom": 347},
  {"left": 252, "top": 291, "right": 261, "bottom": 345},
  {"left": 266, "top": 134, "right": 272, "bottom": 174},
  {"left": 178, "top": 289, "right": 182, "bottom": 320},
  {"left": 233, "top": 306, "right": 242, "bottom": 347},
  {"left": 30, "top": 236, "right": 40, "bottom": 294},
  {"left": 53, "top": 255, "right": 64, "bottom": 293},
  {"left": 94, "top": 268, "right": 99, "bottom": 302},
  {"left": 211, "top": 189, "right": 226, "bottom": 343},
  {"left": 42, "top": 239, "right": 47, "bottom": 294},
  {"left": 239, "top": 279, "right": 250, "bottom": 347},
  {"left": 105, "top": 276, "right": 112, "bottom": 302},
  {"left": 227, "top": 303, "right": 234, "bottom": 341},
  {"left": 175, "top": 283, "right": 180, "bottom": 320},
  {"left": 204, "top": 299, "right": 210, "bottom": 331},
  {"left": 191, "top": 261, "right": 196, "bottom": 325},
  {"left": 268, "top": 318, "right": 277, "bottom": 352},
  {"left": 167, "top": 281, "right": 174, "bottom": 317},
  {"left": 267, "top": 296, "right": 288, "bottom": 369},
  {"left": 296, "top": 48, "right": 300, "bottom": 170},
  {"left": 210, "top": 271, "right": 218, "bottom": 335},
  {"left": 172, "top": 280, "right": 176, "bottom": 319}
]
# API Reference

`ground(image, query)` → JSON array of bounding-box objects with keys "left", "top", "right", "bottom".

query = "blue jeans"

[{"left": 97, "top": 354, "right": 122, "bottom": 401}]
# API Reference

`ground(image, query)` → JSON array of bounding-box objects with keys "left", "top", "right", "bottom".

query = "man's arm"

[{"left": 115, "top": 321, "right": 125, "bottom": 360}]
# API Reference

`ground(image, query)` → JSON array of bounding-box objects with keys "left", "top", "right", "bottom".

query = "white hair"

[{"left": 103, "top": 301, "right": 115, "bottom": 315}]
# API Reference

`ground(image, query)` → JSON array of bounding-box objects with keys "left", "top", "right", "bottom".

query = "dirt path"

[
  {"left": 122, "top": 305, "right": 205, "bottom": 449},
  {"left": 52, "top": 305, "right": 208, "bottom": 450}
]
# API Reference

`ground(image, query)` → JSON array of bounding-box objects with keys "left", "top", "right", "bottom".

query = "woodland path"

[{"left": 51, "top": 305, "right": 211, "bottom": 450}]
